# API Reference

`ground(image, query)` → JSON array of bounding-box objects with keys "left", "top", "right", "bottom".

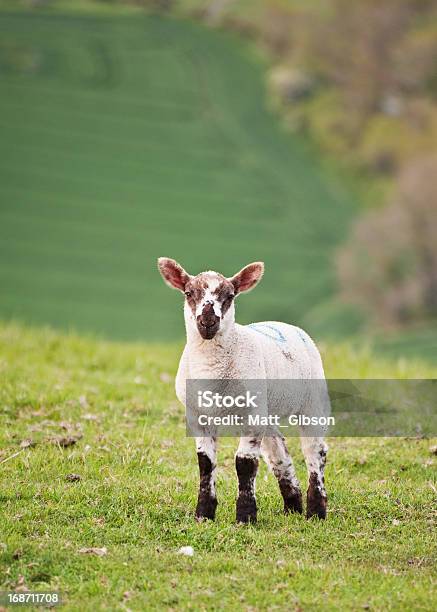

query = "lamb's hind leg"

[
  {"left": 261, "top": 436, "right": 303, "bottom": 514},
  {"left": 300, "top": 433, "right": 328, "bottom": 519},
  {"left": 195, "top": 437, "right": 217, "bottom": 521},
  {"left": 235, "top": 436, "right": 261, "bottom": 523}
]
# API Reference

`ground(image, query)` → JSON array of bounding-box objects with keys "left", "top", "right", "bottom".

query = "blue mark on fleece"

[
  {"left": 248, "top": 323, "right": 287, "bottom": 344},
  {"left": 296, "top": 328, "right": 307, "bottom": 343}
]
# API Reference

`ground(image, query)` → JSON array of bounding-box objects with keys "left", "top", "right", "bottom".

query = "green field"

[
  {"left": 1, "top": 322, "right": 436, "bottom": 610},
  {"left": 0, "top": 9, "right": 358, "bottom": 343},
  {"left": 1, "top": 7, "right": 437, "bottom": 360},
  {"left": 1, "top": 7, "right": 436, "bottom": 611}
]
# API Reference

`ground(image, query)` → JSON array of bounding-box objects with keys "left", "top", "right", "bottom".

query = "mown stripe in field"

[{"left": 0, "top": 11, "right": 353, "bottom": 341}]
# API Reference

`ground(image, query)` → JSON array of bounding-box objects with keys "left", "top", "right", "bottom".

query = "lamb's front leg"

[
  {"left": 235, "top": 436, "right": 261, "bottom": 524},
  {"left": 195, "top": 436, "right": 217, "bottom": 521}
]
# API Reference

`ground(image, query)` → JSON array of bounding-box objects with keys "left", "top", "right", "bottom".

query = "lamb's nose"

[{"left": 202, "top": 302, "right": 214, "bottom": 316}]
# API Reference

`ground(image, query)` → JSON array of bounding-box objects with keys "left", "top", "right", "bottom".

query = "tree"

[{"left": 337, "top": 156, "right": 437, "bottom": 326}]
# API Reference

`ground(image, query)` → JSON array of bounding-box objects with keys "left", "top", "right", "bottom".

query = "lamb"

[{"left": 158, "top": 257, "right": 329, "bottom": 524}]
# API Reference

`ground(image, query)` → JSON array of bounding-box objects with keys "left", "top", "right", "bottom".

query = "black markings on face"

[
  {"left": 213, "top": 280, "right": 235, "bottom": 318},
  {"left": 184, "top": 277, "right": 207, "bottom": 316},
  {"left": 184, "top": 274, "right": 235, "bottom": 319}
]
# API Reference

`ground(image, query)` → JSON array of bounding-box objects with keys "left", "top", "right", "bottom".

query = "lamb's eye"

[
  {"left": 185, "top": 291, "right": 192, "bottom": 298},
  {"left": 228, "top": 294, "right": 235, "bottom": 300}
]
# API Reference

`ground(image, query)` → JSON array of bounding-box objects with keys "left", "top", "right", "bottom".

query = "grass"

[
  {"left": 1, "top": 7, "right": 437, "bottom": 361},
  {"left": 0, "top": 8, "right": 356, "bottom": 343},
  {"left": 1, "top": 322, "right": 436, "bottom": 610}
]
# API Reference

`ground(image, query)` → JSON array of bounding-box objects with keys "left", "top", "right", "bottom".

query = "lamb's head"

[{"left": 157, "top": 258, "right": 264, "bottom": 340}]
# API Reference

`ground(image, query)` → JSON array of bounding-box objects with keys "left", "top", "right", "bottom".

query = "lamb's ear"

[
  {"left": 229, "top": 262, "right": 264, "bottom": 295},
  {"left": 157, "top": 257, "right": 191, "bottom": 292}
]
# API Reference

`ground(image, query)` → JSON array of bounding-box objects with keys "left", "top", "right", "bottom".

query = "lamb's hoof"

[
  {"left": 279, "top": 479, "right": 303, "bottom": 515},
  {"left": 195, "top": 496, "right": 217, "bottom": 521},
  {"left": 283, "top": 490, "right": 303, "bottom": 515},
  {"left": 306, "top": 499, "right": 327, "bottom": 520},
  {"left": 236, "top": 494, "right": 257, "bottom": 524},
  {"left": 306, "top": 473, "right": 327, "bottom": 519}
]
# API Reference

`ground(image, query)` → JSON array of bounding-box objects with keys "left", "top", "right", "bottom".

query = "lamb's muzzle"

[{"left": 197, "top": 302, "right": 220, "bottom": 340}]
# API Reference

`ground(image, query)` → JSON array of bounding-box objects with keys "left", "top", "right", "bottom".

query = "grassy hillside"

[
  {"left": 1, "top": 322, "right": 436, "bottom": 610},
  {"left": 1, "top": 7, "right": 436, "bottom": 362},
  {"left": 0, "top": 10, "right": 356, "bottom": 343}
]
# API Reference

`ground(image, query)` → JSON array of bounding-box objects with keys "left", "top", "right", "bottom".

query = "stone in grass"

[
  {"left": 78, "top": 546, "right": 107, "bottom": 557},
  {"left": 20, "top": 438, "right": 36, "bottom": 449},
  {"left": 14, "top": 574, "right": 28, "bottom": 592},
  {"left": 66, "top": 473, "right": 81, "bottom": 482},
  {"left": 50, "top": 433, "right": 83, "bottom": 448},
  {"left": 178, "top": 546, "right": 194, "bottom": 557}
]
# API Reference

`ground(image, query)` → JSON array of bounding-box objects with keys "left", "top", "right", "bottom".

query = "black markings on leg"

[
  {"left": 319, "top": 447, "right": 327, "bottom": 469},
  {"left": 261, "top": 436, "right": 302, "bottom": 516},
  {"left": 306, "top": 471, "right": 327, "bottom": 519},
  {"left": 236, "top": 455, "right": 258, "bottom": 524},
  {"left": 195, "top": 452, "right": 217, "bottom": 521},
  {"left": 278, "top": 478, "right": 303, "bottom": 514}
]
